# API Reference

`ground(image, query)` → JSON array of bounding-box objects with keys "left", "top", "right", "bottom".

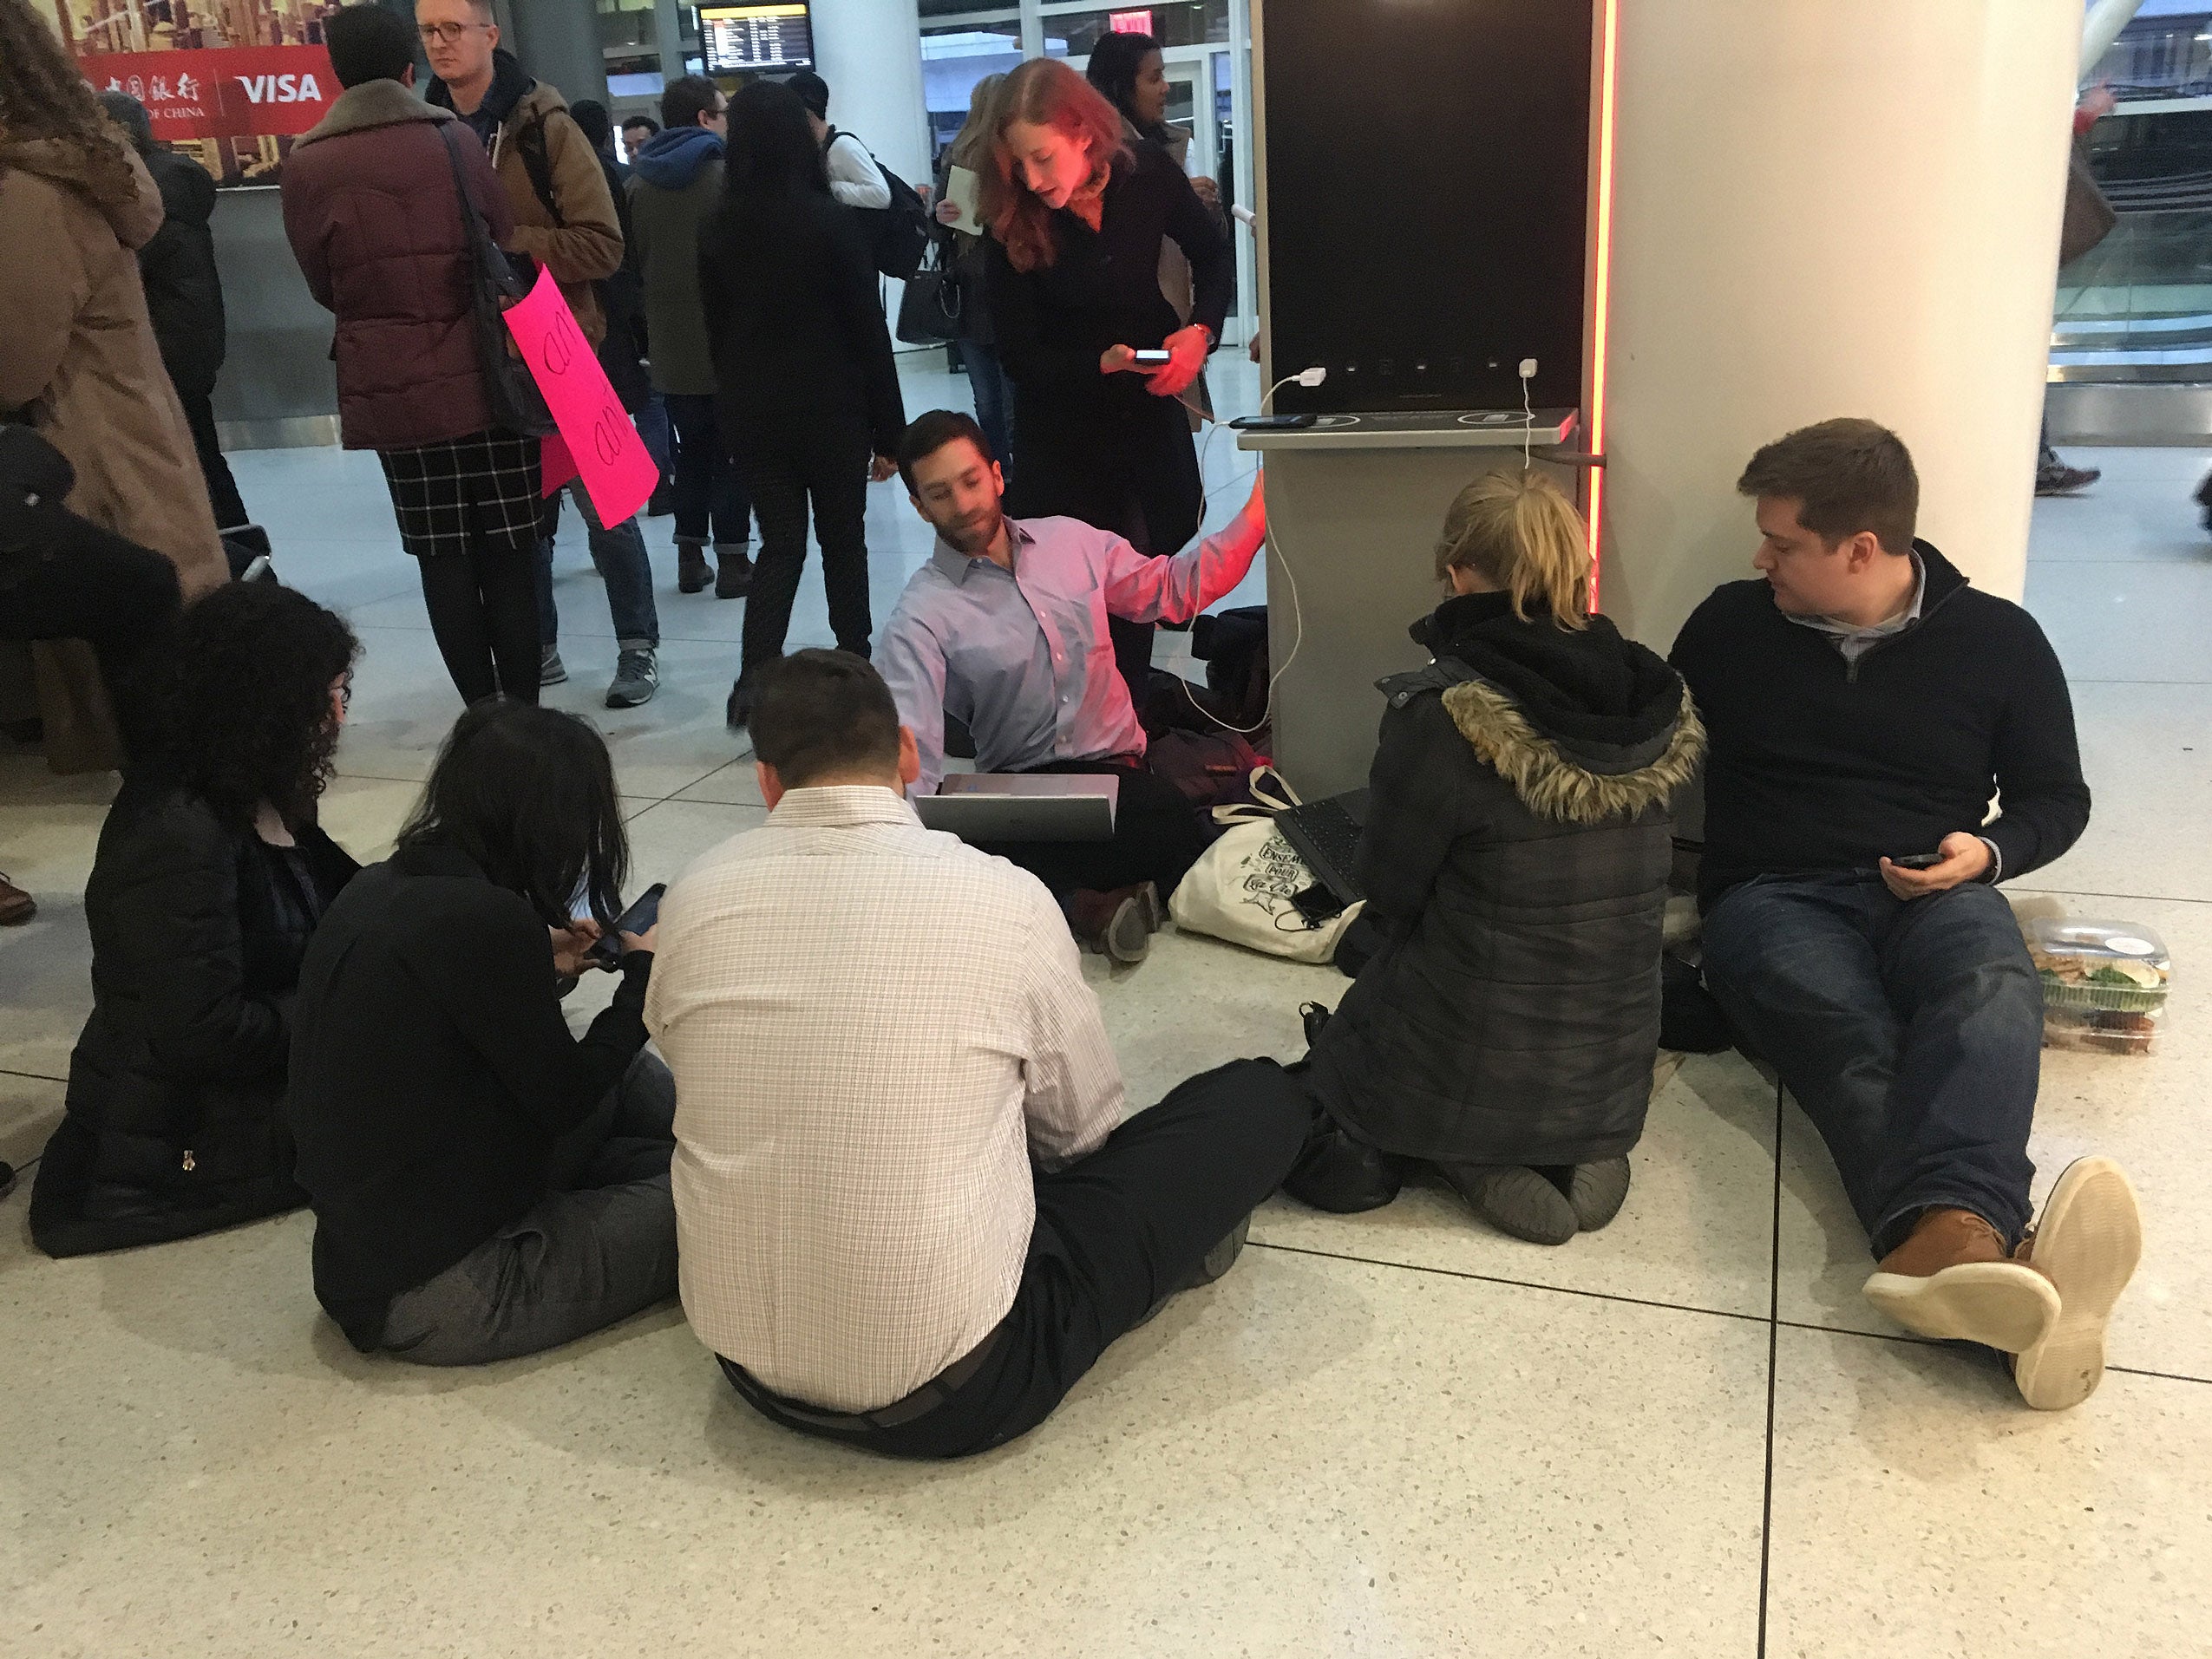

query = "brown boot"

[
  {"left": 714, "top": 545, "right": 755, "bottom": 599},
  {"left": 0, "top": 873, "right": 33, "bottom": 926},
  {"left": 676, "top": 537, "right": 710, "bottom": 594},
  {"left": 1066, "top": 886, "right": 1153, "bottom": 964},
  {"left": 1862, "top": 1206, "right": 2059, "bottom": 1353}
]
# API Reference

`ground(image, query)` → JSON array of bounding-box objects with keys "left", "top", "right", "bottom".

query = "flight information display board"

[{"left": 698, "top": 3, "right": 814, "bottom": 75}]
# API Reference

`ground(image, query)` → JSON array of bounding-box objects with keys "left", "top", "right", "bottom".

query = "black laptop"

[{"left": 1275, "top": 788, "right": 1370, "bottom": 909}]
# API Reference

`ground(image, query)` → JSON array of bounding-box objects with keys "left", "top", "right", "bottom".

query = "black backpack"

[{"left": 826, "top": 128, "right": 932, "bottom": 280}]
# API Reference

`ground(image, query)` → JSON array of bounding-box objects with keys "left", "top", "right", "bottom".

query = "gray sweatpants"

[{"left": 378, "top": 1053, "right": 680, "bottom": 1366}]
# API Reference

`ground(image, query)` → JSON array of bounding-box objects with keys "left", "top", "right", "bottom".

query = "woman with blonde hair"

[
  {"left": 980, "top": 56, "right": 1229, "bottom": 700},
  {"left": 932, "top": 72, "right": 1017, "bottom": 474},
  {"left": 1288, "top": 470, "right": 1705, "bottom": 1246}
]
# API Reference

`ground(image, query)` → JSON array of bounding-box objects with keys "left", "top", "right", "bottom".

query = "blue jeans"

[
  {"left": 537, "top": 480, "right": 659, "bottom": 652},
  {"left": 638, "top": 391, "right": 672, "bottom": 478},
  {"left": 962, "top": 338, "right": 1018, "bottom": 479},
  {"left": 665, "top": 392, "right": 750, "bottom": 545},
  {"left": 1700, "top": 872, "right": 2043, "bottom": 1258}
]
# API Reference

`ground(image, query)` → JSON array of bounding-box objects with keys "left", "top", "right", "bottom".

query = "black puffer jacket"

[
  {"left": 29, "top": 778, "right": 357, "bottom": 1257},
  {"left": 1308, "top": 593, "right": 1704, "bottom": 1166},
  {"left": 137, "top": 149, "right": 226, "bottom": 400}
]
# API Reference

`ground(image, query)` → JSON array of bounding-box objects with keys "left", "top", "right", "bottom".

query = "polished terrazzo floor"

[{"left": 1, "top": 365, "right": 2205, "bottom": 1656}]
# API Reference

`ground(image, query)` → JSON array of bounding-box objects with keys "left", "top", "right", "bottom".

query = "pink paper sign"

[{"left": 503, "top": 266, "right": 658, "bottom": 525}]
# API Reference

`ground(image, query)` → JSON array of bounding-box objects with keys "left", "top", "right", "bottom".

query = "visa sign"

[{"left": 76, "top": 45, "right": 336, "bottom": 140}]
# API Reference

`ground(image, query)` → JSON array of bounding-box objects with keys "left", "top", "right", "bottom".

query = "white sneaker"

[{"left": 2012, "top": 1157, "right": 2143, "bottom": 1411}]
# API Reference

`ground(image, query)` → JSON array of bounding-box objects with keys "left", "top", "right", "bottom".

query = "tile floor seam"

[
  {"left": 1771, "top": 1316, "right": 2212, "bottom": 1386},
  {"left": 0, "top": 1065, "right": 66, "bottom": 1084},
  {"left": 1246, "top": 1238, "right": 1771, "bottom": 1326},
  {"left": 1755, "top": 1074, "right": 1783, "bottom": 1659}
]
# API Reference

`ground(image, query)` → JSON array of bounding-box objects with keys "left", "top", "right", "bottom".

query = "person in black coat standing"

[
  {"left": 29, "top": 583, "right": 360, "bottom": 1257},
  {"left": 981, "top": 58, "right": 1230, "bottom": 703},
  {"left": 699, "top": 80, "right": 905, "bottom": 727},
  {"left": 1289, "top": 472, "right": 1703, "bottom": 1246},
  {"left": 95, "top": 92, "right": 252, "bottom": 541}
]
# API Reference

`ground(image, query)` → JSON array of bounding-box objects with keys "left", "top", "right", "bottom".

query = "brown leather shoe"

[
  {"left": 1066, "top": 886, "right": 1152, "bottom": 963},
  {"left": 0, "top": 874, "right": 33, "bottom": 926},
  {"left": 1862, "top": 1206, "right": 2059, "bottom": 1353}
]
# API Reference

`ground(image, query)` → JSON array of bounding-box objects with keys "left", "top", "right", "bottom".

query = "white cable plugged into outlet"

[{"left": 1519, "top": 356, "right": 1538, "bottom": 469}]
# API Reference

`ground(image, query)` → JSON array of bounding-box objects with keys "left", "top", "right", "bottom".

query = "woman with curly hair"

[
  {"left": 0, "top": 0, "right": 227, "bottom": 602},
  {"left": 30, "top": 584, "right": 362, "bottom": 1257},
  {"left": 982, "top": 56, "right": 1229, "bottom": 701}
]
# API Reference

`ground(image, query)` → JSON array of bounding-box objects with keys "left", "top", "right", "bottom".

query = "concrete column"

[
  {"left": 505, "top": 0, "right": 609, "bottom": 109},
  {"left": 810, "top": 0, "right": 929, "bottom": 191},
  {"left": 1597, "top": 2, "right": 2079, "bottom": 652}
]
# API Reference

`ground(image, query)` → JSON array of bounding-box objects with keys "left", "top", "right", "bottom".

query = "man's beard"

[{"left": 941, "top": 506, "right": 1005, "bottom": 557}]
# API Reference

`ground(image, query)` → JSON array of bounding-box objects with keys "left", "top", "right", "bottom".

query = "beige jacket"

[{"left": 0, "top": 137, "right": 227, "bottom": 597}]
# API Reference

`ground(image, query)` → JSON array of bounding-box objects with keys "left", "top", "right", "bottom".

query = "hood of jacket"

[
  {"left": 296, "top": 77, "right": 455, "bottom": 148},
  {"left": 426, "top": 49, "right": 546, "bottom": 137},
  {"left": 145, "top": 147, "right": 215, "bottom": 226},
  {"left": 632, "top": 124, "right": 724, "bottom": 190},
  {"left": 0, "top": 133, "right": 162, "bottom": 248},
  {"left": 1412, "top": 591, "right": 1705, "bottom": 826}
]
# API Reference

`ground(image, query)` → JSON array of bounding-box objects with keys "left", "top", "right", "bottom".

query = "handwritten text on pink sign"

[{"left": 502, "top": 266, "right": 658, "bottom": 525}]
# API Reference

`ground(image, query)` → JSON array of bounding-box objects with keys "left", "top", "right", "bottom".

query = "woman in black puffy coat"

[
  {"left": 30, "top": 583, "right": 360, "bottom": 1257},
  {"left": 1289, "top": 472, "right": 1703, "bottom": 1246}
]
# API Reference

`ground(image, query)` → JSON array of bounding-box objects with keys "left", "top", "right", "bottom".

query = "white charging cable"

[{"left": 1519, "top": 356, "right": 1538, "bottom": 470}]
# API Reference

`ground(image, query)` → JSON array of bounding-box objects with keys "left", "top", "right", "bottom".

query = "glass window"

[
  {"left": 1041, "top": 2, "right": 1228, "bottom": 57},
  {"left": 596, "top": 0, "right": 658, "bottom": 55},
  {"left": 924, "top": 18, "right": 1024, "bottom": 161}
]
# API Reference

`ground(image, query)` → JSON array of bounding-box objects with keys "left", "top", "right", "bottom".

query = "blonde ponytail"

[{"left": 1432, "top": 471, "right": 1593, "bottom": 629}]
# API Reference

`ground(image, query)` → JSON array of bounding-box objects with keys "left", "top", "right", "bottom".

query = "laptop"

[
  {"left": 915, "top": 773, "right": 1121, "bottom": 843},
  {"left": 1275, "top": 788, "right": 1370, "bottom": 906}
]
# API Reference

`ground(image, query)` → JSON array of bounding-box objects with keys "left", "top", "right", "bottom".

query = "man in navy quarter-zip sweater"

[{"left": 1671, "top": 417, "right": 2139, "bottom": 1413}]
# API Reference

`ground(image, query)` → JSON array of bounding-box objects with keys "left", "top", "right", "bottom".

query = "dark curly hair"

[
  {"left": 154, "top": 584, "right": 359, "bottom": 834},
  {"left": 0, "top": 0, "right": 142, "bottom": 212}
]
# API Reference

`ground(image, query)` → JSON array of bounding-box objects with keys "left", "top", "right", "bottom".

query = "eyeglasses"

[{"left": 417, "top": 21, "right": 490, "bottom": 44}]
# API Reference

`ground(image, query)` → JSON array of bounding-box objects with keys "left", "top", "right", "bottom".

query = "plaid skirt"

[{"left": 377, "top": 430, "right": 552, "bottom": 560}]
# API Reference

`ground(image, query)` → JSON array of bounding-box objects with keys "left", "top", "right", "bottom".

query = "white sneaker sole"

[
  {"left": 1863, "top": 1260, "right": 2060, "bottom": 1352},
  {"left": 2012, "top": 1156, "right": 2143, "bottom": 1412}
]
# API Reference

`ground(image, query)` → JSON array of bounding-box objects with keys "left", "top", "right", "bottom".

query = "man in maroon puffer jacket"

[{"left": 280, "top": 2, "right": 542, "bottom": 709}]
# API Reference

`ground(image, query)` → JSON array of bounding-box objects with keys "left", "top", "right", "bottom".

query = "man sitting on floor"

[
  {"left": 876, "top": 409, "right": 1266, "bottom": 963},
  {"left": 647, "top": 650, "right": 1316, "bottom": 1459},
  {"left": 1670, "top": 416, "right": 2140, "bottom": 1412}
]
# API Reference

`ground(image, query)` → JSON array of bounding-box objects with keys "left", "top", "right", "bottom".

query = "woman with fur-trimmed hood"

[{"left": 1290, "top": 470, "right": 1704, "bottom": 1247}]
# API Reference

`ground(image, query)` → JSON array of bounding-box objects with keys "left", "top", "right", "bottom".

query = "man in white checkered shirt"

[{"left": 648, "top": 650, "right": 1317, "bottom": 1459}]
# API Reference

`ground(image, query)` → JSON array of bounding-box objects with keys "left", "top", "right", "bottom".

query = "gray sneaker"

[
  {"left": 540, "top": 647, "right": 568, "bottom": 687},
  {"left": 605, "top": 647, "right": 659, "bottom": 709}
]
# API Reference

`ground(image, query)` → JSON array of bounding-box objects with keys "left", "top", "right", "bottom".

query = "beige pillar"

[{"left": 1598, "top": 2, "right": 2079, "bottom": 652}]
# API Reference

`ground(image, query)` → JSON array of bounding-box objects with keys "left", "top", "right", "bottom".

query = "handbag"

[
  {"left": 436, "top": 121, "right": 556, "bottom": 438},
  {"left": 1168, "top": 768, "right": 1366, "bottom": 963},
  {"left": 2059, "top": 144, "right": 2117, "bottom": 268},
  {"left": 895, "top": 238, "right": 964, "bottom": 345}
]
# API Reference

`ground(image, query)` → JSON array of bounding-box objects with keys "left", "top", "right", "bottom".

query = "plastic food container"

[{"left": 2026, "top": 919, "right": 2169, "bottom": 1056}]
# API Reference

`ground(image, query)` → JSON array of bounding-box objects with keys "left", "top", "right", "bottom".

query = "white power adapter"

[
  {"left": 1295, "top": 366, "right": 1327, "bottom": 389},
  {"left": 1518, "top": 357, "right": 1537, "bottom": 380}
]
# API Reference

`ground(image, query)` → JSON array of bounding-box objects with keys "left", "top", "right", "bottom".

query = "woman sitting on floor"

[
  {"left": 1287, "top": 470, "right": 1704, "bottom": 1245},
  {"left": 30, "top": 583, "right": 361, "bottom": 1257},
  {"left": 286, "top": 699, "right": 677, "bottom": 1365}
]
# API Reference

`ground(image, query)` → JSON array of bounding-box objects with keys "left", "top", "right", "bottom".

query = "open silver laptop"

[{"left": 915, "top": 773, "right": 1120, "bottom": 843}]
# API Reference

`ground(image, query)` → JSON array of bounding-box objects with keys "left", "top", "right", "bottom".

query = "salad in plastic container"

[{"left": 2027, "top": 919, "right": 2169, "bottom": 1055}]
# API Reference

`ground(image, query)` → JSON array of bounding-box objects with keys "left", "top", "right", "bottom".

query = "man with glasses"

[
  {"left": 417, "top": 0, "right": 667, "bottom": 711},
  {"left": 626, "top": 75, "right": 754, "bottom": 603}
]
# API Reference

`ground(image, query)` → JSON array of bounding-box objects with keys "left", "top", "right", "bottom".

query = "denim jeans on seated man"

[{"left": 1699, "top": 872, "right": 2044, "bottom": 1256}]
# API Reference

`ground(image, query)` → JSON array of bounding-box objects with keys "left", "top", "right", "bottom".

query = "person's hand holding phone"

[
  {"left": 1142, "top": 324, "right": 1211, "bottom": 399},
  {"left": 549, "top": 919, "right": 602, "bottom": 978},
  {"left": 1879, "top": 832, "right": 1991, "bottom": 901}
]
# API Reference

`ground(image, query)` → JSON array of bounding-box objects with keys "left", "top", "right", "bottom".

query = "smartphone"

[
  {"left": 586, "top": 882, "right": 666, "bottom": 968},
  {"left": 1131, "top": 348, "right": 1174, "bottom": 366},
  {"left": 1291, "top": 882, "right": 1346, "bottom": 927},
  {"left": 1889, "top": 852, "right": 1946, "bottom": 871},
  {"left": 1229, "top": 414, "right": 1319, "bottom": 431}
]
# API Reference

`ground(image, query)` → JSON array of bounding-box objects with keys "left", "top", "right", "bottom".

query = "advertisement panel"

[{"left": 43, "top": 0, "right": 345, "bottom": 186}]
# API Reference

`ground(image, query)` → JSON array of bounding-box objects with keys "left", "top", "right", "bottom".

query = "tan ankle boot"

[{"left": 1862, "top": 1206, "right": 2059, "bottom": 1353}]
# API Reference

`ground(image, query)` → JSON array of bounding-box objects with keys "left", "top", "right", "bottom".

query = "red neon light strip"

[{"left": 1587, "top": 0, "right": 1619, "bottom": 611}]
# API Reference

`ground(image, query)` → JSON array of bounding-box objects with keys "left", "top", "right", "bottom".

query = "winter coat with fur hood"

[{"left": 1307, "top": 591, "right": 1705, "bottom": 1168}]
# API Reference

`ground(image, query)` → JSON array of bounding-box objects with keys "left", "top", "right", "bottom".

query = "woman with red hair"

[{"left": 982, "top": 56, "right": 1231, "bottom": 700}]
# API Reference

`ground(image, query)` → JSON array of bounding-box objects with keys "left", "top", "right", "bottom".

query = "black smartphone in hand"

[
  {"left": 586, "top": 883, "right": 666, "bottom": 968},
  {"left": 1889, "top": 852, "right": 1945, "bottom": 871}
]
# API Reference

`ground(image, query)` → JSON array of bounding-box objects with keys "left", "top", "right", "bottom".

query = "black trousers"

[
  {"left": 978, "top": 760, "right": 1214, "bottom": 898},
  {"left": 736, "top": 416, "right": 873, "bottom": 680},
  {"left": 416, "top": 545, "right": 540, "bottom": 706},
  {"left": 178, "top": 387, "right": 250, "bottom": 533},
  {"left": 722, "top": 1057, "right": 1319, "bottom": 1459}
]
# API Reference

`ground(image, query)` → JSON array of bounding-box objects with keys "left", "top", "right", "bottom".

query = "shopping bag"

[{"left": 1168, "top": 768, "right": 1365, "bottom": 962}]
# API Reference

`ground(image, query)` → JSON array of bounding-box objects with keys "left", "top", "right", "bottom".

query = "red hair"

[{"left": 983, "top": 57, "right": 1129, "bottom": 273}]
